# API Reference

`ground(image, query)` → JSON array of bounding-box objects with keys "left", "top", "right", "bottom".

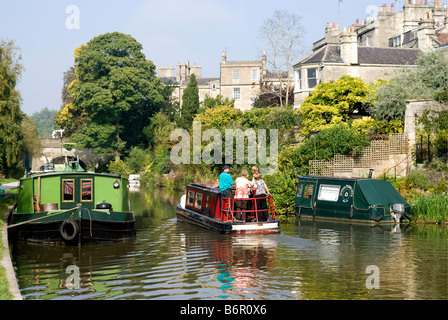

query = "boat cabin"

[
  {"left": 16, "top": 171, "right": 130, "bottom": 214},
  {"left": 178, "top": 182, "right": 279, "bottom": 234},
  {"left": 183, "top": 183, "right": 276, "bottom": 223},
  {"left": 294, "top": 176, "right": 411, "bottom": 223}
]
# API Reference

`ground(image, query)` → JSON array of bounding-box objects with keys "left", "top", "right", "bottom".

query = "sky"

[{"left": 0, "top": 0, "right": 410, "bottom": 116}]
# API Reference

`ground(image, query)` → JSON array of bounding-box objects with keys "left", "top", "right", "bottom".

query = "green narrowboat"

[
  {"left": 294, "top": 176, "right": 411, "bottom": 224},
  {"left": 8, "top": 166, "right": 135, "bottom": 244}
]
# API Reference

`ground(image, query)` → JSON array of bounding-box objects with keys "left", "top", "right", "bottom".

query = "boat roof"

[
  {"left": 187, "top": 182, "right": 220, "bottom": 193},
  {"left": 22, "top": 171, "right": 123, "bottom": 180},
  {"left": 299, "top": 175, "right": 373, "bottom": 182}
]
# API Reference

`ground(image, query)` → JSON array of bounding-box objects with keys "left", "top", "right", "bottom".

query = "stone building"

[
  {"left": 157, "top": 61, "right": 220, "bottom": 107},
  {"left": 157, "top": 50, "right": 293, "bottom": 111},
  {"left": 293, "top": 0, "right": 448, "bottom": 107}
]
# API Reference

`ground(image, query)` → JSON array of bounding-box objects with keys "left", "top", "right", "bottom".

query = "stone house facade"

[
  {"left": 157, "top": 50, "right": 293, "bottom": 111},
  {"left": 294, "top": 0, "right": 448, "bottom": 107}
]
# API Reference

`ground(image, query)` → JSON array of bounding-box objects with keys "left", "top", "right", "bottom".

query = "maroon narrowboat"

[{"left": 176, "top": 183, "right": 280, "bottom": 234}]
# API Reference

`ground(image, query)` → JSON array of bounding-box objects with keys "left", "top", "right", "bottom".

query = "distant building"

[
  {"left": 157, "top": 50, "right": 293, "bottom": 111},
  {"left": 293, "top": 0, "right": 448, "bottom": 107}
]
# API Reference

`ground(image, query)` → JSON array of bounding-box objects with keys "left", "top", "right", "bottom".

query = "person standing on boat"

[
  {"left": 219, "top": 165, "right": 234, "bottom": 198},
  {"left": 234, "top": 169, "right": 254, "bottom": 221},
  {"left": 253, "top": 172, "right": 270, "bottom": 221}
]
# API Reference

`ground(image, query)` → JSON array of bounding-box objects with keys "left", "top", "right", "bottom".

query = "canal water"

[{"left": 10, "top": 188, "right": 448, "bottom": 300}]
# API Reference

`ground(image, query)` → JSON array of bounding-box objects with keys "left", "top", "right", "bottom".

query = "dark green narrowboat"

[
  {"left": 294, "top": 176, "right": 411, "bottom": 224},
  {"left": 8, "top": 164, "right": 135, "bottom": 245}
]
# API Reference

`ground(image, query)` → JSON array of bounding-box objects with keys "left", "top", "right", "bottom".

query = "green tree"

[
  {"left": 60, "top": 32, "right": 165, "bottom": 158},
  {"left": 0, "top": 39, "right": 24, "bottom": 176},
  {"left": 370, "top": 51, "right": 448, "bottom": 120},
  {"left": 177, "top": 73, "right": 199, "bottom": 129},
  {"left": 30, "top": 107, "right": 58, "bottom": 137},
  {"left": 299, "top": 75, "right": 374, "bottom": 136}
]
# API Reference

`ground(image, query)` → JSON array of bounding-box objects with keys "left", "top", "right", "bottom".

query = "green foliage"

[
  {"left": 406, "top": 170, "right": 432, "bottom": 190},
  {"left": 299, "top": 75, "right": 374, "bottom": 136},
  {"left": 59, "top": 32, "right": 165, "bottom": 157},
  {"left": 374, "top": 119, "right": 404, "bottom": 134},
  {"left": 30, "top": 107, "right": 58, "bottom": 138},
  {"left": 194, "top": 103, "right": 242, "bottom": 131},
  {"left": 370, "top": 51, "right": 448, "bottom": 121},
  {"left": 0, "top": 40, "right": 24, "bottom": 176},
  {"left": 177, "top": 73, "right": 199, "bottom": 129},
  {"left": 411, "top": 194, "right": 448, "bottom": 224},
  {"left": 126, "top": 147, "right": 151, "bottom": 173},
  {"left": 201, "top": 94, "right": 234, "bottom": 110},
  {"left": 417, "top": 110, "right": 448, "bottom": 164},
  {"left": 351, "top": 116, "right": 376, "bottom": 135},
  {"left": 69, "top": 122, "right": 125, "bottom": 156},
  {"left": 302, "top": 124, "right": 369, "bottom": 158}
]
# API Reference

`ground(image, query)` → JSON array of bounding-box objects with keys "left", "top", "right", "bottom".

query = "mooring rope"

[{"left": 6, "top": 205, "right": 81, "bottom": 229}]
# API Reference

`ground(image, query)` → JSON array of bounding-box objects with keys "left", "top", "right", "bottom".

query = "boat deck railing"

[{"left": 221, "top": 195, "right": 276, "bottom": 223}]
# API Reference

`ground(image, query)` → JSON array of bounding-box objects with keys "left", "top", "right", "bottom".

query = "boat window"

[
  {"left": 317, "top": 184, "right": 341, "bottom": 202},
  {"left": 303, "top": 184, "right": 314, "bottom": 199},
  {"left": 195, "top": 193, "right": 203, "bottom": 209},
  {"left": 81, "top": 179, "right": 93, "bottom": 202},
  {"left": 187, "top": 190, "right": 195, "bottom": 206},
  {"left": 205, "top": 195, "right": 210, "bottom": 208},
  {"left": 296, "top": 184, "right": 304, "bottom": 197},
  {"left": 62, "top": 179, "right": 75, "bottom": 202}
]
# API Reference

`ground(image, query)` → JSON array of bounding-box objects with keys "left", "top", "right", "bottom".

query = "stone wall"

[{"left": 403, "top": 99, "right": 448, "bottom": 153}]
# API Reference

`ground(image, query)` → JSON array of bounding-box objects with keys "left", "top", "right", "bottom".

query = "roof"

[
  {"left": 294, "top": 45, "right": 420, "bottom": 67},
  {"left": 159, "top": 77, "right": 220, "bottom": 86},
  {"left": 358, "top": 47, "right": 420, "bottom": 65},
  {"left": 295, "top": 45, "right": 343, "bottom": 65},
  {"left": 354, "top": 179, "right": 409, "bottom": 209}
]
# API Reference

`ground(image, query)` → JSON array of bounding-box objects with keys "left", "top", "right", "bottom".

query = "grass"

[
  {"left": 0, "top": 207, "right": 13, "bottom": 300},
  {"left": 410, "top": 194, "right": 448, "bottom": 224},
  {"left": 0, "top": 179, "right": 18, "bottom": 300}
]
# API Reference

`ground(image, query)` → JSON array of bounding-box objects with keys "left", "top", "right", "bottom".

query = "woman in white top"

[
  {"left": 234, "top": 169, "right": 253, "bottom": 221},
  {"left": 252, "top": 172, "right": 270, "bottom": 221}
]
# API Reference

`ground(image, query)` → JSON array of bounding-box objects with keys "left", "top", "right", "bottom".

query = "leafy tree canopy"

[
  {"left": 177, "top": 73, "right": 199, "bottom": 129},
  {"left": 299, "top": 75, "right": 375, "bottom": 136},
  {"left": 57, "top": 32, "right": 165, "bottom": 158},
  {"left": 370, "top": 51, "right": 448, "bottom": 121},
  {"left": 0, "top": 39, "right": 24, "bottom": 175}
]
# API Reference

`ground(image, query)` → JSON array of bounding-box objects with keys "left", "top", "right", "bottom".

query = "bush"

[{"left": 406, "top": 170, "right": 431, "bottom": 190}]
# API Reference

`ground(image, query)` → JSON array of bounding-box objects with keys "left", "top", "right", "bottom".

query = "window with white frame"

[
  {"left": 233, "top": 87, "right": 241, "bottom": 100},
  {"left": 296, "top": 70, "right": 302, "bottom": 90},
  {"left": 251, "top": 69, "right": 259, "bottom": 81},
  {"left": 233, "top": 69, "right": 239, "bottom": 80},
  {"left": 307, "top": 68, "right": 317, "bottom": 89}
]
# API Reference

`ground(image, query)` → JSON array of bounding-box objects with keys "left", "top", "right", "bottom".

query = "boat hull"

[
  {"left": 8, "top": 208, "right": 136, "bottom": 245},
  {"left": 176, "top": 204, "right": 280, "bottom": 234}
]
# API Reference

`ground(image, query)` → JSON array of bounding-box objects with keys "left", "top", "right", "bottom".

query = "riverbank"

[
  {"left": 0, "top": 179, "right": 22, "bottom": 300},
  {"left": 0, "top": 204, "right": 22, "bottom": 300}
]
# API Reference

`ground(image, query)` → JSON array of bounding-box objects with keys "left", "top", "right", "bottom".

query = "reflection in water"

[{"left": 10, "top": 188, "right": 448, "bottom": 300}]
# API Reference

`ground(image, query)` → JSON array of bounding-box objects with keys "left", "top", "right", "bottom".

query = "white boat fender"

[{"left": 180, "top": 194, "right": 186, "bottom": 209}]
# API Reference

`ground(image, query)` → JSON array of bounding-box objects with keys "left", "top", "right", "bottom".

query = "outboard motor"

[{"left": 390, "top": 203, "right": 405, "bottom": 223}]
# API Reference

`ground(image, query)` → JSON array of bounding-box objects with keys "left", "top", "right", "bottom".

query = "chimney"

[
  {"left": 418, "top": 15, "right": 436, "bottom": 52},
  {"left": 190, "top": 64, "right": 202, "bottom": 78},
  {"left": 221, "top": 50, "right": 227, "bottom": 64},
  {"left": 262, "top": 50, "right": 267, "bottom": 75},
  {"left": 176, "top": 63, "right": 181, "bottom": 82},
  {"left": 340, "top": 27, "right": 358, "bottom": 64},
  {"left": 391, "top": 3, "right": 394, "bottom": 13}
]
